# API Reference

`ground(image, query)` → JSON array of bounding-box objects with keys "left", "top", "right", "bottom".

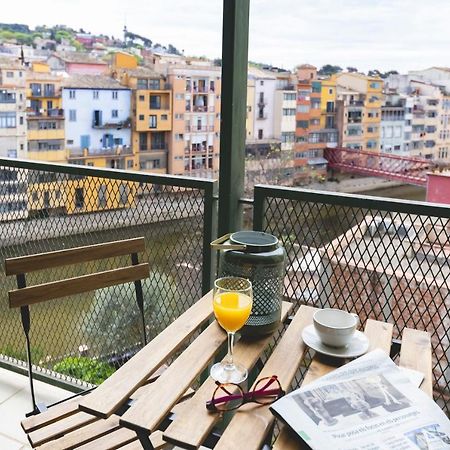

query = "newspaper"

[{"left": 271, "top": 350, "right": 450, "bottom": 449}]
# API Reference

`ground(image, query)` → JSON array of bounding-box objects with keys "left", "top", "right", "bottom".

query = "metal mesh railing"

[
  {"left": 0, "top": 158, "right": 216, "bottom": 388},
  {"left": 253, "top": 185, "right": 450, "bottom": 416}
]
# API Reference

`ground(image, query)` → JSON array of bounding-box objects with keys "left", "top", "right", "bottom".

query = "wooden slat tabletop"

[
  {"left": 163, "top": 301, "right": 293, "bottom": 449},
  {"left": 120, "top": 320, "right": 227, "bottom": 433},
  {"left": 79, "top": 291, "right": 213, "bottom": 419},
  {"left": 211, "top": 305, "right": 316, "bottom": 450},
  {"left": 272, "top": 323, "right": 433, "bottom": 450}
]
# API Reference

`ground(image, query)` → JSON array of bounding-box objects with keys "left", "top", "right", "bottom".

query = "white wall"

[
  {"left": 62, "top": 87, "right": 131, "bottom": 150},
  {"left": 252, "top": 77, "right": 277, "bottom": 140}
]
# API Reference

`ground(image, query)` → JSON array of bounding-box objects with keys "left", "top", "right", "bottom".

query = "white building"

[
  {"left": 381, "top": 94, "right": 413, "bottom": 156},
  {"left": 248, "top": 67, "right": 277, "bottom": 147},
  {"left": 0, "top": 60, "right": 27, "bottom": 159},
  {"left": 62, "top": 75, "right": 131, "bottom": 161},
  {"left": 274, "top": 75, "right": 296, "bottom": 152}
]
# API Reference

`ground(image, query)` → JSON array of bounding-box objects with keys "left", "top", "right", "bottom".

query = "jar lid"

[{"left": 230, "top": 231, "right": 279, "bottom": 252}]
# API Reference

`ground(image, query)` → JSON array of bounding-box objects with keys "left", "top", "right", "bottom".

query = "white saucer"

[{"left": 302, "top": 325, "right": 370, "bottom": 358}]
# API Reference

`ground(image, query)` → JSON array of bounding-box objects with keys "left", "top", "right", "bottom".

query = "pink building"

[
  {"left": 427, "top": 173, "right": 450, "bottom": 204},
  {"left": 47, "top": 52, "right": 107, "bottom": 75}
]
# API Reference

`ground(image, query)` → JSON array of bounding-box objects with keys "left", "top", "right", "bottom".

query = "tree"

[
  {"left": 317, "top": 65, "right": 342, "bottom": 76},
  {"left": 367, "top": 69, "right": 382, "bottom": 77},
  {"left": 213, "top": 58, "right": 222, "bottom": 67},
  {"left": 346, "top": 66, "right": 358, "bottom": 73},
  {"left": 83, "top": 271, "right": 179, "bottom": 356}
]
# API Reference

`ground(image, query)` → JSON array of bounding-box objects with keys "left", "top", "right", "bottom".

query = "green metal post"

[{"left": 218, "top": 0, "right": 250, "bottom": 236}]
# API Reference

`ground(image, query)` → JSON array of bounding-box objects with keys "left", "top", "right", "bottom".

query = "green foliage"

[
  {"left": 53, "top": 356, "right": 115, "bottom": 385},
  {"left": 0, "top": 345, "right": 44, "bottom": 363},
  {"left": 317, "top": 64, "right": 343, "bottom": 76},
  {"left": 84, "top": 271, "right": 179, "bottom": 355}
]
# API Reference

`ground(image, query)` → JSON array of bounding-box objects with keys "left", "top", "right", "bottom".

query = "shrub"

[{"left": 53, "top": 356, "right": 115, "bottom": 385}]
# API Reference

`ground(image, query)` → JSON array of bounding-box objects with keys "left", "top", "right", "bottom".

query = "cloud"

[{"left": 3, "top": 0, "right": 450, "bottom": 72}]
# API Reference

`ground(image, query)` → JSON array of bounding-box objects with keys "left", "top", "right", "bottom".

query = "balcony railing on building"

[
  {"left": 92, "top": 117, "right": 131, "bottom": 129},
  {"left": 27, "top": 108, "right": 64, "bottom": 118}
]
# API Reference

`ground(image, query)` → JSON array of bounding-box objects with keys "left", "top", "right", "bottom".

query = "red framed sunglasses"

[{"left": 206, "top": 375, "right": 285, "bottom": 412}]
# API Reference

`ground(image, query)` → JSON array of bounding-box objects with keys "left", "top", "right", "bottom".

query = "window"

[
  {"left": 7, "top": 149, "right": 17, "bottom": 158},
  {"left": 150, "top": 95, "right": 161, "bottom": 109},
  {"left": 139, "top": 132, "right": 147, "bottom": 151},
  {"left": 0, "top": 91, "right": 15, "bottom": 103},
  {"left": 258, "top": 129, "right": 263, "bottom": 139},
  {"left": 369, "top": 82, "right": 381, "bottom": 89},
  {"left": 69, "top": 109, "right": 76, "bottom": 122},
  {"left": 139, "top": 95, "right": 145, "bottom": 101},
  {"left": 19, "top": 116, "right": 23, "bottom": 125},
  {"left": 20, "top": 144, "right": 24, "bottom": 150},
  {"left": 127, "top": 160, "right": 134, "bottom": 169},
  {"left": 326, "top": 116, "right": 335, "bottom": 128},
  {"left": 260, "top": 80, "right": 264, "bottom": 86},
  {"left": 367, "top": 140, "right": 378, "bottom": 149},
  {"left": 137, "top": 79, "right": 148, "bottom": 89},
  {"left": 149, "top": 115, "right": 157, "bottom": 128},
  {"left": 139, "top": 114, "right": 144, "bottom": 120},
  {"left": 6, "top": 71, "right": 13, "bottom": 78},
  {"left": 175, "top": 133, "right": 184, "bottom": 140},
  {"left": 69, "top": 90, "right": 76, "bottom": 99},
  {"left": 149, "top": 79, "right": 160, "bottom": 89},
  {"left": 311, "top": 99, "right": 320, "bottom": 109},
  {"left": 161, "top": 114, "right": 168, "bottom": 120},
  {"left": 283, "top": 108, "right": 296, "bottom": 116},
  {"left": 93, "top": 90, "right": 99, "bottom": 99},
  {"left": 175, "top": 113, "right": 184, "bottom": 120},
  {"left": 112, "top": 91, "right": 118, "bottom": 99},
  {"left": 175, "top": 93, "right": 185, "bottom": 100},
  {"left": 297, "top": 105, "right": 310, "bottom": 113},
  {"left": 312, "top": 82, "right": 321, "bottom": 93},
  {"left": 283, "top": 93, "right": 296, "bottom": 101},
  {"left": 67, "top": 139, "right": 74, "bottom": 145},
  {"left": 112, "top": 109, "right": 118, "bottom": 118},
  {"left": 298, "top": 90, "right": 310, "bottom": 100},
  {"left": 329, "top": 88, "right": 333, "bottom": 95},
  {"left": 296, "top": 120, "right": 309, "bottom": 129},
  {"left": 281, "top": 132, "right": 295, "bottom": 143},
  {"left": 326, "top": 101, "right": 334, "bottom": 113},
  {"left": 0, "top": 112, "right": 16, "bottom": 128}
]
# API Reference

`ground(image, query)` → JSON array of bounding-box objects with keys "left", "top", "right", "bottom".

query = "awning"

[{"left": 307, "top": 157, "right": 328, "bottom": 165}]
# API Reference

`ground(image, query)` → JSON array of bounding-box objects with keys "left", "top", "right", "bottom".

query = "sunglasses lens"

[
  {"left": 212, "top": 383, "right": 244, "bottom": 411},
  {"left": 253, "top": 377, "right": 283, "bottom": 405}
]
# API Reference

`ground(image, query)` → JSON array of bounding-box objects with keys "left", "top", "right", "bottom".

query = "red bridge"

[{"left": 324, "top": 147, "right": 443, "bottom": 187}]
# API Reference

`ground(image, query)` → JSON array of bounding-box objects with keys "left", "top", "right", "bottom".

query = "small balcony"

[
  {"left": 27, "top": 108, "right": 64, "bottom": 119},
  {"left": 92, "top": 118, "right": 131, "bottom": 129}
]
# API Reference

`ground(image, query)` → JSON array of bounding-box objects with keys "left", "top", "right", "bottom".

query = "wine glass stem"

[{"left": 226, "top": 332, "right": 235, "bottom": 368}]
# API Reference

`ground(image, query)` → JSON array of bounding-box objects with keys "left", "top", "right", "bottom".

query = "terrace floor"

[{"left": 0, "top": 367, "right": 70, "bottom": 449}]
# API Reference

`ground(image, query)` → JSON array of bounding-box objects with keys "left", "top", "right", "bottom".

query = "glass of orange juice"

[{"left": 211, "top": 277, "right": 253, "bottom": 384}]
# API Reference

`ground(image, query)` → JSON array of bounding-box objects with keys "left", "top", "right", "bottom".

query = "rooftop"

[
  {"left": 118, "top": 66, "right": 162, "bottom": 79},
  {"left": 52, "top": 52, "right": 108, "bottom": 65},
  {"left": 62, "top": 74, "right": 129, "bottom": 90}
]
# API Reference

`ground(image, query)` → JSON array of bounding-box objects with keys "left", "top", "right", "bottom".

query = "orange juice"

[{"left": 213, "top": 292, "right": 252, "bottom": 332}]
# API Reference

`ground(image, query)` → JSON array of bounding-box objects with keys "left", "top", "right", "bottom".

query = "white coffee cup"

[{"left": 313, "top": 309, "right": 359, "bottom": 348}]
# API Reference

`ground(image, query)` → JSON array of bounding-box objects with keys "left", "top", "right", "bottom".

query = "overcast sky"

[{"left": 3, "top": 0, "right": 450, "bottom": 73}]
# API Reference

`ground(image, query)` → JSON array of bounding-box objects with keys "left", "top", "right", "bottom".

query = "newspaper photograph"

[{"left": 271, "top": 350, "right": 450, "bottom": 449}]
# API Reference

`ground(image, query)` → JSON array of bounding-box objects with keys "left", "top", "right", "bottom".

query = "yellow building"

[
  {"left": 112, "top": 53, "right": 172, "bottom": 174},
  {"left": 26, "top": 62, "right": 66, "bottom": 162},
  {"left": 27, "top": 177, "right": 137, "bottom": 216},
  {"left": 336, "top": 73, "right": 384, "bottom": 151},
  {"left": 320, "top": 77, "right": 336, "bottom": 129}
]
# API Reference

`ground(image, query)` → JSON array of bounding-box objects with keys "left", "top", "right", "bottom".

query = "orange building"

[
  {"left": 294, "top": 65, "right": 328, "bottom": 182},
  {"left": 113, "top": 53, "right": 172, "bottom": 174},
  {"left": 167, "top": 63, "right": 221, "bottom": 177}
]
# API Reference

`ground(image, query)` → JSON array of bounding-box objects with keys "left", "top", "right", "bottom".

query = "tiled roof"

[
  {"left": 62, "top": 74, "right": 129, "bottom": 89},
  {"left": 119, "top": 66, "right": 162, "bottom": 78},
  {"left": 53, "top": 52, "right": 107, "bottom": 65},
  {"left": 0, "top": 57, "right": 24, "bottom": 69}
]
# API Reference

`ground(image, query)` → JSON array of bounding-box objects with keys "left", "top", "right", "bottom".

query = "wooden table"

[{"left": 21, "top": 292, "right": 432, "bottom": 450}]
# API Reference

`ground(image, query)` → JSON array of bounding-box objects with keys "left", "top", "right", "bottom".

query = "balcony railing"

[
  {"left": 253, "top": 186, "right": 450, "bottom": 415},
  {"left": 0, "top": 157, "right": 216, "bottom": 391},
  {"left": 68, "top": 146, "right": 134, "bottom": 157},
  {"left": 27, "top": 108, "right": 64, "bottom": 118},
  {"left": 1, "top": 158, "right": 450, "bottom": 416},
  {"left": 92, "top": 118, "right": 131, "bottom": 129},
  {"left": 193, "top": 105, "right": 208, "bottom": 112}
]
